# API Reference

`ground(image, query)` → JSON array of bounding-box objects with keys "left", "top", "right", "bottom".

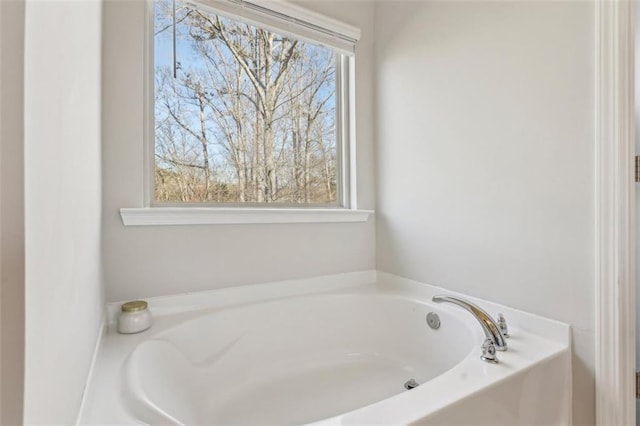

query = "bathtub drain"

[{"left": 404, "top": 378, "right": 419, "bottom": 390}]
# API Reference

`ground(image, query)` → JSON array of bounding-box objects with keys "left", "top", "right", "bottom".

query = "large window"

[{"left": 152, "top": 0, "right": 356, "bottom": 207}]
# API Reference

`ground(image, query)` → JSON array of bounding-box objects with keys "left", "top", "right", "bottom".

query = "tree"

[{"left": 154, "top": 0, "right": 338, "bottom": 204}]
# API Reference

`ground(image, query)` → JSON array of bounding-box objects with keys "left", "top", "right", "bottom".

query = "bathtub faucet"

[{"left": 432, "top": 295, "right": 507, "bottom": 363}]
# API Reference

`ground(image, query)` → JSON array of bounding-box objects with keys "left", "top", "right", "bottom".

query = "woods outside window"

[{"left": 149, "top": 0, "right": 359, "bottom": 208}]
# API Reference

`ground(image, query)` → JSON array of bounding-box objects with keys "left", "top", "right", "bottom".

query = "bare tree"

[{"left": 154, "top": 0, "right": 338, "bottom": 204}]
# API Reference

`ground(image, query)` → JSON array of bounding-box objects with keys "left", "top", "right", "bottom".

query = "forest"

[{"left": 154, "top": 0, "right": 339, "bottom": 204}]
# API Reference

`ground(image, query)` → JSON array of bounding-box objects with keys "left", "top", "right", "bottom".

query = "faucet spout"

[{"left": 432, "top": 295, "right": 507, "bottom": 351}]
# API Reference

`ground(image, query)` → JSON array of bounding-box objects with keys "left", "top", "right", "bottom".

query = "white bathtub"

[{"left": 78, "top": 271, "right": 571, "bottom": 425}]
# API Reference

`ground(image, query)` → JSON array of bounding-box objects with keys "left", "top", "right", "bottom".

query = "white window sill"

[{"left": 119, "top": 207, "right": 374, "bottom": 226}]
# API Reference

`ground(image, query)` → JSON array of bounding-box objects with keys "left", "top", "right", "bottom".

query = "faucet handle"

[
  {"left": 480, "top": 338, "right": 499, "bottom": 364},
  {"left": 497, "top": 313, "right": 510, "bottom": 338}
]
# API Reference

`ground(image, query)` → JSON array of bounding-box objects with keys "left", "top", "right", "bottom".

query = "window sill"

[{"left": 119, "top": 207, "right": 374, "bottom": 226}]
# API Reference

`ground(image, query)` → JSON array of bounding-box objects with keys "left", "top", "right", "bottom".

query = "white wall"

[
  {"left": 23, "top": 0, "right": 104, "bottom": 423},
  {"left": 374, "top": 2, "right": 595, "bottom": 425},
  {"left": 102, "top": 0, "right": 376, "bottom": 302},
  {"left": 0, "top": 1, "right": 25, "bottom": 423}
]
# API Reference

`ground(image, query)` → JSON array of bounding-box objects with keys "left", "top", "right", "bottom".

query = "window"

[{"left": 150, "top": 0, "right": 358, "bottom": 207}]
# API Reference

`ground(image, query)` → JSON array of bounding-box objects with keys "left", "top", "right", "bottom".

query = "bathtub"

[{"left": 78, "top": 271, "right": 571, "bottom": 425}]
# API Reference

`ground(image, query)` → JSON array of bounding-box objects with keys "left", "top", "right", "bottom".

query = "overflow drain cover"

[{"left": 426, "top": 312, "right": 441, "bottom": 329}]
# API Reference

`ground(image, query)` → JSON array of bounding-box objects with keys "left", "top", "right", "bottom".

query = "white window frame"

[{"left": 120, "top": 0, "right": 372, "bottom": 226}]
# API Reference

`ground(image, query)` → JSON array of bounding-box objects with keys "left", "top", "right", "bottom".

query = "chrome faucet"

[{"left": 432, "top": 295, "right": 507, "bottom": 363}]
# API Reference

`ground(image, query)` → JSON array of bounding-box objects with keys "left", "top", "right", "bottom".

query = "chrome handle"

[
  {"left": 497, "top": 313, "right": 510, "bottom": 338},
  {"left": 481, "top": 338, "right": 499, "bottom": 364}
]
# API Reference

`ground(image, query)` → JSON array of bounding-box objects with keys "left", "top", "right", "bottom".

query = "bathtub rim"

[{"left": 104, "top": 270, "right": 571, "bottom": 347}]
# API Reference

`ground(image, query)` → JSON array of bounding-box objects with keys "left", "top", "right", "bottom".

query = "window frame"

[{"left": 143, "top": 0, "right": 356, "bottom": 210}]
